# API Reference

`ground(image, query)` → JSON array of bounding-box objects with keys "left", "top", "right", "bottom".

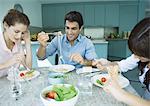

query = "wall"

[{"left": 0, "top": 0, "right": 42, "bottom": 27}]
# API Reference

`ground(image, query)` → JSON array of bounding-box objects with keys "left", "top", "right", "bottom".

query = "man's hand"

[
  {"left": 70, "top": 53, "right": 84, "bottom": 64},
  {"left": 37, "top": 31, "right": 49, "bottom": 47}
]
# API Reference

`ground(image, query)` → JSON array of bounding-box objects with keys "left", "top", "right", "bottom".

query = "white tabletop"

[{"left": 0, "top": 67, "right": 139, "bottom": 106}]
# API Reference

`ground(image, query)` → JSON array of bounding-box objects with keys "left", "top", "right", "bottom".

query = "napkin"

[
  {"left": 37, "top": 59, "right": 52, "bottom": 67},
  {"left": 76, "top": 66, "right": 93, "bottom": 74}
]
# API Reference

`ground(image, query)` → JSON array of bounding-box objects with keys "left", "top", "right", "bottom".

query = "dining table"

[{"left": 0, "top": 67, "right": 139, "bottom": 106}]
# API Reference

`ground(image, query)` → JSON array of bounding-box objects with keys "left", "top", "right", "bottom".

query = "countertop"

[
  {"left": 92, "top": 39, "right": 108, "bottom": 44},
  {"left": 30, "top": 39, "right": 108, "bottom": 45},
  {"left": 106, "top": 38, "right": 128, "bottom": 41}
]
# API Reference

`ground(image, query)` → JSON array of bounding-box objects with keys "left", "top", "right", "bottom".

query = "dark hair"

[
  {"left": 64, "top": 11, "right": 83, "bottom": 29},
  {"left": 128, "top": 17, "right": 150, "bottom": 91},
  {"left": 128, "top": 17, "right": 150, "bottom": 59},
  {"left": 3, "top": 9, "right": 30, "bottom": 27}
]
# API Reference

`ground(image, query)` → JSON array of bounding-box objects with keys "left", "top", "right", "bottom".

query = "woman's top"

[
  {"left": 0, "top": 30, "right": 18, "bottom": 77},
  {"left": 118, "top": 54, "right": 150, "bottom": 99}
]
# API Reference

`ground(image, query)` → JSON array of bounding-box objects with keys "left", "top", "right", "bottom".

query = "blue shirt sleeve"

[
  {"left": 84, "top": 38, "right": 97, "bottom": 60},
  {"left": 37, "top": 37, "right": 58, "bottom": 60}
]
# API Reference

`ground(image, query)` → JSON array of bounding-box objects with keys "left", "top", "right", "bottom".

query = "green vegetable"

[
  {"left": 54, "top": 94, "right": 60, "bottom": 101},
  {"left": 25, "top": 70, "right": 34, "bottom": 75},
  {"left": 52, "top": 85, "right": 77, "bottom": 101},
  {"left": 52, "top": 87, "right": 64, "bottom": 101},
  {"left": 52, "top": 75, "right": 64, "bottom": 78},
  {"left": 96, "top": 79, "right": 104, "bottom": 86},
  {"left": 63, "top": 91, "right": 76, "bottom": 100}
]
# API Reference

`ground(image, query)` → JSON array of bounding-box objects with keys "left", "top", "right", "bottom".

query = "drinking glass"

[
  {"left": 77, "top": 75, "right": 93, "bottom": 95},
  {"left": 8, "top": 67, "right": 22, "bottom": 98}
]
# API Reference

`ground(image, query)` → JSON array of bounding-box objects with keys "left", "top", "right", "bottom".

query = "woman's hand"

[
  {"left": 22, "top": 30, "right": 30, "bottom": 43},
  {"left": 8, "top": 53, "right": 25, "bottom": 66},
  {"left": 37, "top": 31, "right": 49, "bottom": 47}
]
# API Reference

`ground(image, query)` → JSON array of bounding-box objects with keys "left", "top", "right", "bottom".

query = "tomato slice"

[
  {"left": 101, "top": 77, "right": 107, "bottom": 82},
  {"left": 20, "top": 72, "right": 25, "bottom": 77},
  {"left": 46, "top": 91, "right": 57, "bottom": 99}
]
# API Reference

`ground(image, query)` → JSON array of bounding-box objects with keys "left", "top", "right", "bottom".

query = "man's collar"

[{"left": 64, "top": 34, "right": 82, "bottom": 43}]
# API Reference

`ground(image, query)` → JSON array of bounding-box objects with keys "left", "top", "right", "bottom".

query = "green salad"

[{"left": 45, "top": 85, "right": 77, "bottom": 101}]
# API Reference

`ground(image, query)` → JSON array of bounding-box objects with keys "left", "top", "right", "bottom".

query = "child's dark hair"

[{"left": 128, "top": 17, "right": 150, "bottom": 91}]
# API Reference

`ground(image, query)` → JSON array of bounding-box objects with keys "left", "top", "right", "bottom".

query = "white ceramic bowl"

[
  {"left": 40, "top": 84, "right": 79, "bottom": 106},
  {"left": 48, "top": 72, "right": 64, "bottom": 85}
]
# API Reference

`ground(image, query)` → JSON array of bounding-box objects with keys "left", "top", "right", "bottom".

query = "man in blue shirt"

[{"left": 37, "top": 11, "right": 97, "bottom": 68}]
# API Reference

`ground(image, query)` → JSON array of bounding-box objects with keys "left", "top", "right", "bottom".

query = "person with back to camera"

[
  {"left": 37, "top": 11, "right": 97, "bottom": 68},
  {"left": 93, "top": 17, "right": 150, "bottom": 106},
  {"left": 0, "top": 9, "right": 32, "bottom": 77}
]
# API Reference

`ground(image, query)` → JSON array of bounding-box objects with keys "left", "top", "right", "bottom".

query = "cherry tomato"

[
  {"left": 46, "top": 91, "right": 57, "bottom": 99},
  {"left": 20, "top": 73, "right": 25, "bottom": 77},
  {"left": 101, "top": 77, "right": 107, "bottom": 82}
]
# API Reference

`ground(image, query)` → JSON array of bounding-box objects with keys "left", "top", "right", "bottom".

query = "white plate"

[
  {"left": 76, "top": 67, "right": 100, "bottom": 74},
  {"left": 50, "top": 64, "right": 75, "bottom": 73},
  {"left": 91, "top": 74, "right": 130, "bottom": 88},
  {"left": 7, "top": 70, "right": 40, "bottom": 82}
]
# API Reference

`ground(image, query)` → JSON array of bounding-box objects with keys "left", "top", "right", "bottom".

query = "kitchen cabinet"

[
  {"left": 42, "top": 1, "right": 143, "bottom": 29},
  {"left": 94, "top": 4, "right": 105, "bottom": 26},
  {"left": 108, "top": 39, "right": 132, "bottom": 59},
  {"left": 55, "top": 5, "right": 66, "bottom": 27},
  {"left": 105, "top": 4, "right": 119, "bottom": 27},
  {"left": 42, "top": 4, "right": 65, "bottom": 28},
  {"left": 84, "top": 4, "right": 95, "bottom": 26},
  {"left": 42, "top": 4, "right": 56, "bottom": 28},
  {"left": 31, "top": 43, "right": 55, "bottom": 68},
  {"left": 93, "top": 41, "right": 108, "bottom": 59},
  {"left": 138, "top": 0, "right": 146, "bottom": 22},
  {"left": 84, "top": 4, "right": 105, "bottom": 26},
  {"left": 65, "top": 4, "right": 84, "bottom": 17},
  {"left": 119, "top": 3, "right": 138, "bottom": 34}
]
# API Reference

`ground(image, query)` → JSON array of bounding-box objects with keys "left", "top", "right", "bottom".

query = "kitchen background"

[
  {"left": 0, "top": 0, "right": 149, "bottom": 64},
  {"left": 0, "top": 0, "right": 149, "bottom": 96}
]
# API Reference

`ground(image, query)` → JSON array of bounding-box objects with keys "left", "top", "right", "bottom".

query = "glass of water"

[
  {"left": 77, "top": 75, "right": 93, "bottom": 95},
  {"left": 8, "top": 67, "right": 22, "bottom": 98}
]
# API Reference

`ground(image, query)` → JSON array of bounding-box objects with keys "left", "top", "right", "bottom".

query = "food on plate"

[
  {"left": 20, "top": 72, "right": 25, "bottom": 77},
  {"left": 44, "top": 85, "right": 77, "bottom": 101},
  {"left": 53, "top": 68, "right": 68, "bottom": 73},
  {"left": 96, "top": 79, "right": 104, "bottom": 86},
  {"left": 50, "top": 64, "right": 75, "bottom": 73},
  {"left": 96, "top": 77, "right": 107, "bottom": 86},
  {"left": 19, "top": 70, "right": 35, "bottom": 78},
  {"left": 101, "top": 77, "right": 107, "bottom": 82}
]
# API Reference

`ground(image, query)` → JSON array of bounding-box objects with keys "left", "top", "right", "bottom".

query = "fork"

[
  {"left": 22, "top": 63, "right": 30, "bottom": 71},
  {"left": 59, "top": 56, "right": 65, "bottom": 64},
  {"left": 56, "top": 32, "right": 65, "bottom": 64}
]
